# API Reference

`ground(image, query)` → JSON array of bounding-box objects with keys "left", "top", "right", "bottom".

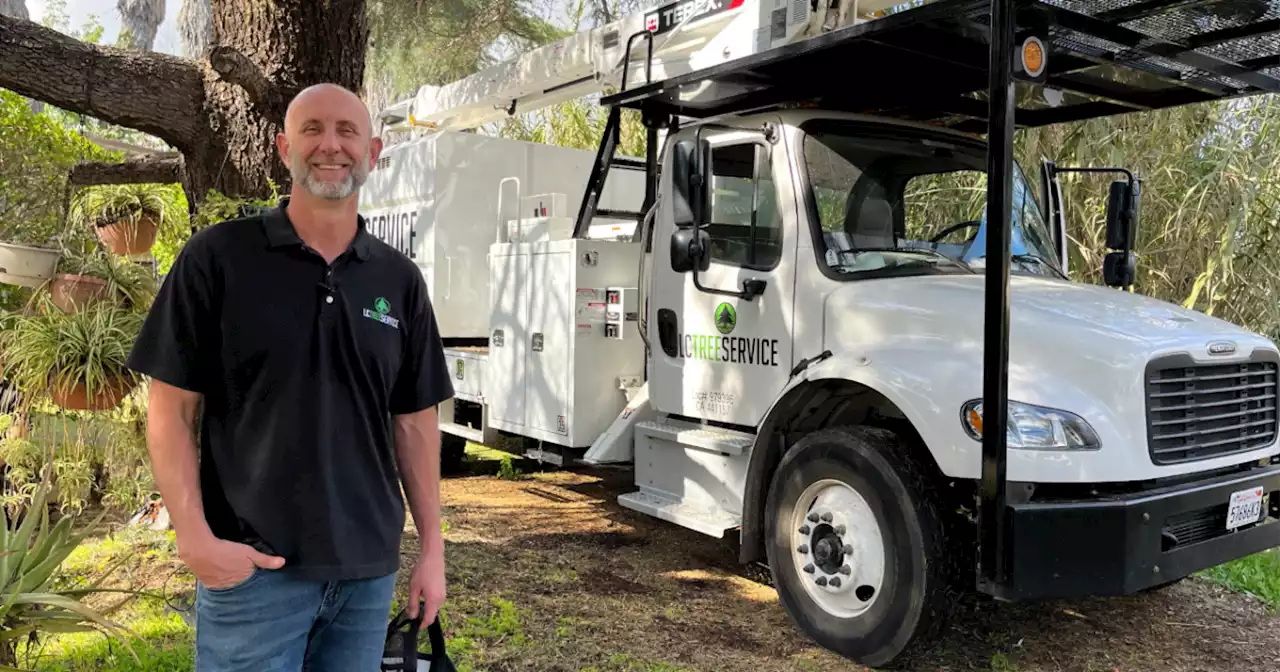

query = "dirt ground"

[{"left": 394, "top": 457, "right": 1280, "bottom": 672}]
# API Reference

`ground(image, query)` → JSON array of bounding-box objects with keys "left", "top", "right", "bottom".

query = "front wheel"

[
  {"left": 441, "top": 432, "right": 467, "bottom": 475},
  {"left": 764, "top": 426, "right": 959, "bottom": 668}
]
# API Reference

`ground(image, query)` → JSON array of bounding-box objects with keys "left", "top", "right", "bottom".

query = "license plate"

[{"left": 1226, "top": 486, "right": 1266, "bottom": 530}]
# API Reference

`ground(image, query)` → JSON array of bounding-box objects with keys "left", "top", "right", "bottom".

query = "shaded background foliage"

[{"left": 1020, "top": 96, "right": 1280, "bottom": 341}]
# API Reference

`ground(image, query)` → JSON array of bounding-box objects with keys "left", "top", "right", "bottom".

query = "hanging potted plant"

[
  {"left": 68, "top": 183, "right": 184, "bottom": 256},
  {"left": 0, "top": 298, "right": 143, "bottom": 412},
  {"left": 0, "top": 230, "right": 61, "bottom": 289},
  {"left": 46, "top": 250, "right": 156, "bottom": 313},
  {"left": 47, "top": 253, "right": 111, "bottom": 313}
]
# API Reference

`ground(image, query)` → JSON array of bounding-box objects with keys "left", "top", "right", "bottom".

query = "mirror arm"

[
  {"left": 1048, "top": 165, "right": 1138, "bottom": 247},
  {"left": 692, "top": 269, "right": 767, "bottom": 301}
]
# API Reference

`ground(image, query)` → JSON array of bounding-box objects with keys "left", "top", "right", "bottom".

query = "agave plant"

[{"left": 0, "top": 465, "right": 135, "bottom": 669}]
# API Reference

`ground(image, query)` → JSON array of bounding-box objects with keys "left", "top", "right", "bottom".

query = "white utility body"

[{"left": 360, "top": 0, "right": 1280, "bottom": 667}]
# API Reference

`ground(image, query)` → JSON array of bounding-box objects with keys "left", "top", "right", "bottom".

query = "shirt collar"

[{"left": 262, "top": 196, "right": 374, "bottom": 261}]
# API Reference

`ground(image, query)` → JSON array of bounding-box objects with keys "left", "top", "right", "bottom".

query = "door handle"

[{"left": 657, "top": 309, "right": 678, "bottom": 358}]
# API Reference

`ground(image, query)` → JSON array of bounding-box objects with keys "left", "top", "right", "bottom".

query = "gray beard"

[{"left": 290, "top": 154, "right": 369, "bottom": 200}]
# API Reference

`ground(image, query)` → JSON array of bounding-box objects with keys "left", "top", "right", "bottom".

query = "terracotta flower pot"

[
  {"left": 49, "top": 273, "right": 110, "bottom": 312},
  {"left": 50, "top": 376, "right": 135, "bottom": 411},
  {"left": 0, "top": 241, "right": 61, "bottom": 288},
  {"left": 96, "top": 211, "right": 160, "bottom": 256}
]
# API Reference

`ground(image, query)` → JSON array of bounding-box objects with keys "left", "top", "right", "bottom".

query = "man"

[{"left": 127, "top": 83, "right": 453, "bottom": 671}]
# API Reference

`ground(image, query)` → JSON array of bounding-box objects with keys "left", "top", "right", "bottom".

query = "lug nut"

[
  {"left": 821, "top": 512, "right": 833, "bottom": 522},
  {"left": 799, "top": 525, "right": 810, "bottom": 535},
  {"left": 829, "top": 577, "right": 842, "bottom": 588},
  {"left": 803, "top": 564, "right": 815, "bottom": 574},
  {"left": 797, "top": 544, "right": 809, "bottom": 554},
  {"left": 807, "top": 512, "right": 819, "bottom": 523},
  {"left": 835, "top": 524, "right": 846, "bottom": 535},
  {"left": 816, "top": 577, "right": 828, "bottom": 587},
  {"left": 843, "top": 544, "right": 853, "bottom": 554},
  {"left": 839, "top": 565, "right": 851, "bottom": 575}
]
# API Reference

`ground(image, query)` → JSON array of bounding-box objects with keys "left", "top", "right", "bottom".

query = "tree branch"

[
  {"left": 68, "top": 155, "right": 184, "bottom": 187},
  {"left": 208, "top": 45, "right": 273, "bottom": 108},
  {"left": 0, "top": 14, "right": 205, "bottom": 151}
]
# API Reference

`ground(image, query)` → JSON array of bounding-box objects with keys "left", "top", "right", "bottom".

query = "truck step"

[
  {"left": 618, "top": 490, "right": 741, "bottom": 538},
  {"left": 440, "top": 421, "right": 483, "bottom": 444},
  {"left": 635, "top": 419, "right": 755, "bottom": 456}
]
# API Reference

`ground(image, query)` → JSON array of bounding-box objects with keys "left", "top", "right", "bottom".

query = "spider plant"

[
  {"left": 67, "top": 183, "right": 182, "bottom": 231},
  {"left": 51, "top": 250, "right": 155, "bottom": 311},
  {"left": 67, "top": 184, "right": 185, "bottom": 256},
  {"left": 0, "top": 299, "right": 143, "bottom": 411}
]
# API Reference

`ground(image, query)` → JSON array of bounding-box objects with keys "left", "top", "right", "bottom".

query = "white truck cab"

[{"left": 363, "top": 0, "right": 1280, "bottom": 666}]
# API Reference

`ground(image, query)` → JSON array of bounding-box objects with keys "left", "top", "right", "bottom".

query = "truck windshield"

[{"left": 800, "top": 121, "right": 1064, "bottom": 280}]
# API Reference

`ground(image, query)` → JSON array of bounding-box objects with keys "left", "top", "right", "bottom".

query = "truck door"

[{"left": 650, "top": 124, "right": 797, "bottom": 428}]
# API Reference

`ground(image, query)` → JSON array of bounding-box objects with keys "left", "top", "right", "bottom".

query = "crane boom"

[{"left": 378, "top": 0, "right": 916, "bottom": 132}]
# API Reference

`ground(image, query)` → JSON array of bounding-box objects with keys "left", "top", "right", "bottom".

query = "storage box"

[
  {"left": 358, "top": 131, "right": 645, "bottom": 339},
  {"left": 485, "top": 238, "right": 646, "bottom": 447}
]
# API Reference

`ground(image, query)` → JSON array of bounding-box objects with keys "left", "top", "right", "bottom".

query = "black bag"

[{"left": 380, "top": 608, "right": 456, "bottom": 672}]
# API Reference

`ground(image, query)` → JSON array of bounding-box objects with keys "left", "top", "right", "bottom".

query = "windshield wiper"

[
  {"left": 1010, "top": 253, "right": 1067, "bottom": 279},
  {"left": 841, "top": 248, "right": 974, "bottom": 271}
]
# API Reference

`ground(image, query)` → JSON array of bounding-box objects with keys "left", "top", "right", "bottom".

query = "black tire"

[
  {"left": 764, "top": 425, "right": 960, "bottom": 669},
  {"left": 441, "top": 432, "right": 468, "bottom": 475}
]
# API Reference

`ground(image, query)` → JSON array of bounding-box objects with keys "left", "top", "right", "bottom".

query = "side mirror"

[
  {"left": 1103, "top": 251, "right": 1136, "bottom": 288},
  {"left": 670, "top": 138, "right": 708, "bottom": 229},
  {"left": 671, "top": 227, "right": 710, "bottom": 273},
  {"left": 1105, "top": 179, "right": 1139, "bottom": 252},
  {"left": 1104, "top": 179, "right": 1139, "bottom": 288}
]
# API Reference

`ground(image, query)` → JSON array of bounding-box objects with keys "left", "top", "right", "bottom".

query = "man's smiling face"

[{"left": 277, "top": 84, "right": 382, "bottom": 201}]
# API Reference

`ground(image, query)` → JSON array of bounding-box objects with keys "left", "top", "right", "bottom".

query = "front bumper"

[{"left": 989, "top": 462, "right": 1280, "bottom": 600}]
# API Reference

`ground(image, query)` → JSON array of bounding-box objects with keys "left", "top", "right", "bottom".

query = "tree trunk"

[
  {"left": 193, "top": 0, "right": 369, "bottom": 201},
  {"left": 0, "top": 0, "right": 369, "bottom": 207}
]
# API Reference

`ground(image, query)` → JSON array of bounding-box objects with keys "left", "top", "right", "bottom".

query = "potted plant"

[
  {"left": 0, "top": 298, "right": 143, "bottom": 412},
  {"left": 47, "top": 253, "right": 111, "bottom": 313},
  {"left": 46, "top": 250, "right": 156, "bottom": 313},
  {"left": 0, "top": 234, "right": 61, "bottom": 289},
  {"left": 68, "top": 183, "right": 184, "bottom": 256}
]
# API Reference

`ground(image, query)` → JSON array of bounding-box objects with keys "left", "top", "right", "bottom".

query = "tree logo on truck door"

[{"left": 715, "top": 303, "right": 736, "bottom": 335}]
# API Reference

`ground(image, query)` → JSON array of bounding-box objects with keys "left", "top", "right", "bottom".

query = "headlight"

[{"left": 960, "top": 399, "right": 1101, "bottom": 450}]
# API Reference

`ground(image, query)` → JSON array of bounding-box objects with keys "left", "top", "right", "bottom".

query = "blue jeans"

[{"left": 194, "top": 566, "right": 396, "bottom": 672}]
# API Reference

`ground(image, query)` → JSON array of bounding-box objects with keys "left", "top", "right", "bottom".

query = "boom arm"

[{"left": 378, "top": 0, "right": 908, "bottom": 133}]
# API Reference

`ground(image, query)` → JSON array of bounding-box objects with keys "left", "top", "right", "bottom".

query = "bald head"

[
  {"left": 284, "top": 83, "right": 372, "bottom": 136},
  {"left": 276, "top": 83, "right": 382, "bottom": 202}
]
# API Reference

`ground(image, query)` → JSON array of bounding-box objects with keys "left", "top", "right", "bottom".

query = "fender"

[{"left": 737, "top": 349, "right": 963, "bottom": 564}]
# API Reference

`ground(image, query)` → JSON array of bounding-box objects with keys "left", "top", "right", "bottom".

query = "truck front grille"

[{"left": 1146, "top": 353, "right": 1279, "bottom": 465}]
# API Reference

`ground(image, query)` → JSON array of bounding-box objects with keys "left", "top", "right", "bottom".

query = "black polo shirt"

[{"left": 126, "top": 199, "right": 454, "bottom": 581}]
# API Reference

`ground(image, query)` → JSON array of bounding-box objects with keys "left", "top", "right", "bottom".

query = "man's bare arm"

[
  {"left": 394, "top": 406, "right": 444, "bottom": 556},
  {"left": 146, "top": 379, "right": 212, "bottom": 542},
  {"left": 394, "top": 406, "right": 446, "bottom": 621},
  {"left": 147, "top": 379, "right": 284, "bottom": 585}
]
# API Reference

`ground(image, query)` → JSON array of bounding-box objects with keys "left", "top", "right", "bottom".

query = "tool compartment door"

[
  {"left": 526, "top": 247, "right": 572, "bottom": 436},
  {"left": 487, "top": 244, "right": 530, "bottom": 427}
]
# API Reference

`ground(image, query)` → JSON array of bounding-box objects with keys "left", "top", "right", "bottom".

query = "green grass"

[
  {"left": 1199, "top": 548, "right": 1280, "bottom": 611},
  {"left": 10, "top": 525, "right": 194, "bottom": 672},
  {"left": 24, "top": 602, "right": 194, "bottom": 672}
]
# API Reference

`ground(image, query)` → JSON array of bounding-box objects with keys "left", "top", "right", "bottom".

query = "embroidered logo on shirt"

[{"left": 364, "top": 297, "right": 400, "bottom": 329}]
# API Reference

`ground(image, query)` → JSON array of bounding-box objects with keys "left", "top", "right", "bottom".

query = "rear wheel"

[
  {"left": 441, "top": 432, "right": 467, "bottom": 475},
  {"left": 764, "top": 425, "right": 959, "bottom": 668}
]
